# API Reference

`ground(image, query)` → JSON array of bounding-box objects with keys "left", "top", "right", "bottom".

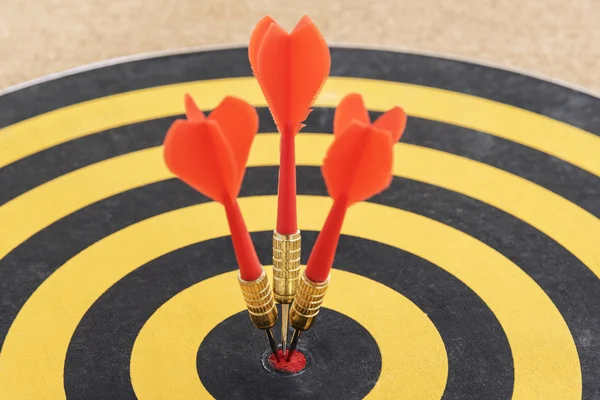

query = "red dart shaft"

[
  {"left": 223, "top": 198, "right": 263, "bottom": 281},
  {"left": 276, "top": 122, "right": 298, "bottom": 234},
  {"left": 305, "top": 196, "right": 349, "bottom": 282}
]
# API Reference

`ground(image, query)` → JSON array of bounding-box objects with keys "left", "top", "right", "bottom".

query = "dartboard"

[{"left": 0, "top": 47, "right": 599, "bottom": 400}]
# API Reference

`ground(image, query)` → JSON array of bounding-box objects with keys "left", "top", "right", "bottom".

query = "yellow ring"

[
  {"left": 1, "top": 135, "right": 599, "bottom": 282},
  {"left": 130, "top": 267, "right": 445, "bottom": 400},
  {"left": 0, "top": 196, "right": 581, "bottom": 399},
  {"left": 1, "top": 77, "right": 599, "bottom": 176}
]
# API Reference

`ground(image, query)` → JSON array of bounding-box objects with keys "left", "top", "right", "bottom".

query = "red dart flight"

[
  {"left": 305, "top": 94, "right": 408, "bottom": 282},
  {"left": 333, "top": 93, "right": 407, "bottom": 143},
  {"left": 249, "top": 15, "right": 331, "bottom": 235},
  {"left": 163, "top": 94, "right": 262, "bottom": 281}
]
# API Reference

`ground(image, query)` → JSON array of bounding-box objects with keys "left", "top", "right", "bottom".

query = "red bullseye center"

[{"left": 268, "top": 350, "right": 307, "bottom": 373}]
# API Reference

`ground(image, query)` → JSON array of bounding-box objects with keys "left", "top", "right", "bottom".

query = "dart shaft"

[
  {"left": 238, "top": 269, "right": 278, "bottom": 330},
  {"left": 276, "top": 124, "right": 298, "bottom": 234},
  {"left": 224, "top": 200, "right": 262, "bottom": 281},
  {"left": 304, "top": 198, "right": 347, "bottom": 282}
]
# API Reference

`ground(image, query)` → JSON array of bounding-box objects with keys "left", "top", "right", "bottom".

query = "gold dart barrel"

[
  {"left": 272, "top": 230, "right": 302, "bottom": 303},
  {"left": 238, "top": 269, "right": 278, "bottom": 330},
  {"left": 289, "top": 271, "right": 330, "bottom": 331}
]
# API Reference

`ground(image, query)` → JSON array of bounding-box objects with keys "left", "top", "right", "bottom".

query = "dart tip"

[
  {"left": 266, "top": 329, "right": 281, "bottom": 361},
  {"left": 286, "top": 329, "right": 301, "bottom": 362},
  {"left": 281, "top": 304, "right": 290, "bottom": 357}
]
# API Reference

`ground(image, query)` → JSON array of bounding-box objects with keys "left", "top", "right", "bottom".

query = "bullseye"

[
  {"left": 264, "top": 348, "right": 309, "bottom": 375},
  {"left": 196, "top": 304, "right": 383, "bottom": 398}
]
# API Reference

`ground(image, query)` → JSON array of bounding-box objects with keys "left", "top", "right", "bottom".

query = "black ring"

[
  {"left": 2, "top": 48, "right": 598, "bottom": 134},
  {"left": 2, "top": 109, "right": 598, "bottom": 217},
  {"left": 64, "top": 232, "right": 511, "bottom": 400}
]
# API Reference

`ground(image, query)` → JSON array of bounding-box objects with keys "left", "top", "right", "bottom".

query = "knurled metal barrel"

[
  {"left": 289, "top": 271, "right": 330, "bottom": 331},
  {"left": 238, "top": 269, "right": 278, "bottom": 330},
  {"left": 272, "top": 230, "right": 302, "bottom": 304}
]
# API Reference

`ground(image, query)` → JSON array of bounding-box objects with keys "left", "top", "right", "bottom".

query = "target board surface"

[{"left": 0, "top": 47, "right": 599, "bottom": 400}]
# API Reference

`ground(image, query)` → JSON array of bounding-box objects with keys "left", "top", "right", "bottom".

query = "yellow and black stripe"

[{"left": 0, "top": 47, "right": 599, "bottom": 400}]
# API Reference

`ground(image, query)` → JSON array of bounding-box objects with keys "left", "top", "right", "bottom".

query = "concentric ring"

[
  {"left": 2, "top": 77, "right": 599, "bottom": 175},
  {"left": 131, "top": 267, "right": 443, "bottom": 399},
  {"left": 64, "top": 230, "right": 512, "bottom": 399},
  {"left": 2, "top": 134, "right": 598, "bottom": 280},
  {"left": 1, "top": 109, "right": 598, "bottom": 217},
  {"left": 0, "top": 196, "right": 580, "bottom": 399},
  {"left": 1, "top": 47, "right": 599, "bottom": 399}
]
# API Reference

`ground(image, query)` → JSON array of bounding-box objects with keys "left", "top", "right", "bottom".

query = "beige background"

[{"left": 0, "top": 0, "right": 598, "bottom": 93}]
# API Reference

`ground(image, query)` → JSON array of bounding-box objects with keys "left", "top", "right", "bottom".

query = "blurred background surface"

[{"left": 0, "top": 0, "right": 598, "bottom": 92}]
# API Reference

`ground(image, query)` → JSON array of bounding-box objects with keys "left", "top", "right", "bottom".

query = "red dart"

[
  {"left": 163, "top": 94, "right": 261, "bottom": 281},
  {"left": 249, "top": 15, "right": 331, "bottom": 234},
  {"left": 287, "top": 109, "right": 407, "bottom": 360},
  {"left": 250, "top": 15, "right": 331, "bottom": 355},
  {"left": 165, "top": 95, "right": 282, "bottom": 360},
  {"left": 305, "top": 101, "right": 408, "bottom": 283}
]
